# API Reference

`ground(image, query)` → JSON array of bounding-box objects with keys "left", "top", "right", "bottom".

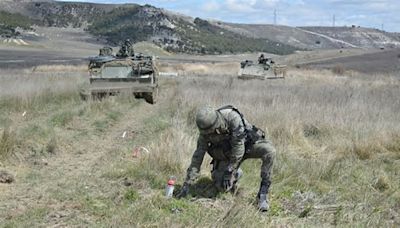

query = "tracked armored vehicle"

[
  {"left": 82, "top": 46, "right": 158, "bottom": 104},
  {"left": 238, "top": 55, "right": 286, "bottom": 80}
]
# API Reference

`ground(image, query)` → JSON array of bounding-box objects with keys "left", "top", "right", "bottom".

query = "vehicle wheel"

[
  {"left": 92, "top": 92, "right": 108, "bottom": 100},
  {"left": 144, "top": 88, "right": 158, "bottom": 104},
  {"left": 79, "top": 89, "right": 91, "bottom": 101}
]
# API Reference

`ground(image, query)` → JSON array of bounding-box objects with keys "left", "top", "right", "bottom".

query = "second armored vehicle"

[{"left": 238, "top": 54, "right": 286, "bottom": 80}]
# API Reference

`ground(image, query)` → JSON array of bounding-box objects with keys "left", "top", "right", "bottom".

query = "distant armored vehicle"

[
  {"left": 238, "top": 54, "right": 286, "bottom": 80},
  {"left": 82, "top": 45, "right": 158, "bottom": 104}
]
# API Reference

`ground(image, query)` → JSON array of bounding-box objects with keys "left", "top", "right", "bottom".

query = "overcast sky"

[{"left": 61, "top": 0, "right": 400, "bottom": 32}]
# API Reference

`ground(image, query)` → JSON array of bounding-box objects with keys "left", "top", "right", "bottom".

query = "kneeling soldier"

[{"left": 177, "top": 105, "right": 276, "bottom": 211}]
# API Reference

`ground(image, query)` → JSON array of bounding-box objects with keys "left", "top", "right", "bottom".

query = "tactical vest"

[{"left": 207, "top": 105, "right": 265, "bottom": 155}]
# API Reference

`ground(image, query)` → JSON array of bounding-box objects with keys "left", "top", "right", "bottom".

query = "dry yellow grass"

[
  {"left": 158, "top": 62, "right": 239, "bottom": 76},
  {"left": 0, "top": 65, "right": 399, "bottom": 227},
  {"left": 31, "top": 64, "right": 88, "bottom": 73}
]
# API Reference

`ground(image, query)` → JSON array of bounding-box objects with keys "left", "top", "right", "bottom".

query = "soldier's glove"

[
  {"left": 223, "top": 165, "right": 235, "bottom": 192},
  {"left": 177, "top": 182, "right": 190, "bottom": 198}
]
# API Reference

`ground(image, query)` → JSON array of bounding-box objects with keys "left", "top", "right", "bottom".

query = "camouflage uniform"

[
  {"left": 99, "top": 46, "right": 113, "bottom": 56},
  {"left": 117, "top": 39, "right": 135, "bottom": 57},
  {"left": 182, "top": 106, "right": 276, "bottom": 210},
  {"left": 258, "top": 54, "right": 266, "bottom": 64}
]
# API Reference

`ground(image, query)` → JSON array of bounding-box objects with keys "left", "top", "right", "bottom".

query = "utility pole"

[
  {"left": 381, "top": 23, "right": 384, "bottom": 31},
  {"left": 274, "top": 9, "right": 277, "bottom": 25},
  {"left": 332, "top": 14, "right": 336, "bottom": 27}
]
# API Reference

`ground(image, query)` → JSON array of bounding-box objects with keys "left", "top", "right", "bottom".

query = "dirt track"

[
  {"left": 302, "top": 48, "right": 400, "bottom": 74},
  {"left": 1, "top": 38, "right": 399, "bottom": 74},
  {"left": 0, "top": 49, "right": 85, "bottom": 69}
]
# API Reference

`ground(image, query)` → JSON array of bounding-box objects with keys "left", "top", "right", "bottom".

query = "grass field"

[{"left": 0, "top": 64, "right": 399, "bottom": 227}]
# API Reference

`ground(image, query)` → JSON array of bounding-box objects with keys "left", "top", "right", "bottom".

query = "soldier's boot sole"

[{"left": 258, "top": 194, "right": 269, "bottom": 212}]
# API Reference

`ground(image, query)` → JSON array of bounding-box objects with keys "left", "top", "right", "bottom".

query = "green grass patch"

[
  {"left": 2, "top": 207, "right": 48, "bottom": 228},
  {"left": 0, "top": 128, "right": 17, "bottom": 160},
  {"left": 158, "top": 197, "right": 191, "bottom": 213},
  {"left": 0, "top": 116, "right": 12, "bottom": 128},
  {"left": 124, "top": 189, "right": 140, "bottom": 202},
  {"left": 269, "top": 200, "right": 285, "bottom": 216},
  {"left": 50, "top": 110, "right": 75, "bottom": 127},
  {"left": 81, "top": 195, "right": 114, "bottom": 219},
  {"left": 107, "top": 110, "right": 121, "bottom": 122},
  {"left": 23, "top": 124, "right": 50, "bottom": 139},
  {"left": 93, "top": 120, "right": 109, "bottom": 133},
  {"left": 88, "top": 104, "right": 123, "bottom": 133},
  {"left": 46, "top": 136, "right": 58, "bottom": 154},
  {"left": 0, "top": 90, "right": 79, "bottom": 113},
  {"left": 128, "top": 165, "right": 165, "bottom": 189},
  {"left": 24, "top": 170, "right": 42, "bottom": 181},
  {"left": 143, "top": 115, "right": 171, "bottom": 134}
]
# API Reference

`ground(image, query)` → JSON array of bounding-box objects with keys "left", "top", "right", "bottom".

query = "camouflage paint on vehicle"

[
  {"left": 82, "top": 49, "right": 159, "bottom": 104},
  {"left": 238, "top": 57, "right": 286, "bottom": 80}
]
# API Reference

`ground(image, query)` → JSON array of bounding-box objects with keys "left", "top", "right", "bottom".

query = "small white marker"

[
  {"left": 122, "top": 131, "right": 127, "bottom": 138},
  {"left": 140, "top": 147, "right": 150, "bottom": 154},
  {"left": 22, "top": 111, "right": 27, "bottom": 117}
]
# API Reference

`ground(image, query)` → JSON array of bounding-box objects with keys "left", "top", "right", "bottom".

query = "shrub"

[
  {"left": 50, "top": 111, "right": 74, "bottom": 127},
  {"left": 332, "top": 64, "right": 345, "bottom": 75},
  {"left": 46, "top": 137, "right": 57, "bottom": 154},
  {"left": 0, "top": 129, "right": 16, "bottom": 160},
  {"left": 374, "top": 175, "right": 390, "bottom": 191},
  {"left": 124, "top": 189, "right": 140, "bottom": 202}
]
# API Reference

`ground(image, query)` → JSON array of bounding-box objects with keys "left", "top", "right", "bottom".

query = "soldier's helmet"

[{"left": 195, "top": 107, "right": 220, "bottom": 134}]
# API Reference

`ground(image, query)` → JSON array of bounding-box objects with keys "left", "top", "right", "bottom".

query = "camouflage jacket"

[{"left": 185, "top": 108, "right": 252, "bottom": 185}]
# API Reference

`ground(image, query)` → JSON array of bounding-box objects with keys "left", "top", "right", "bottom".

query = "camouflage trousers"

[{"left": 211, "top": 140, "right": 276, "bottom": 191}]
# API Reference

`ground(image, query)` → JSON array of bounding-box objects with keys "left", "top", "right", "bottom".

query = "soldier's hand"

[
  {"left": 176, "top": 183, "right": 190, "bottom": 198},
  {"left": 223, "top": 171, "right": 234, "bottom": 192}
]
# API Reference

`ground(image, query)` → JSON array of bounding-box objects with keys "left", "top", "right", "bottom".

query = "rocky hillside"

[
  {"left": 87, "top": 5, "right": 298, "bottom": 54},
  {"left": 0, "top": 11, "right": 35, "bottom": 37},
  {"left": 214, "top": 23, "right": 351, "bottom": 49},
  {"left": 0, "top": 0, "right": 120, "bottom": 27},
  {"left": 216, "top": 22, "right": 400, "bottom": 49},
  {"left": 0, "top": 0, "right": 298, "bottom": 55},
  {"left": 1, "top": 0, "right": 399, "bottom": 54},
  {"left": 299, "top": 26, "right": 400, "bottom": 49},
  {"left": 0, "top": 0, "right": 118, "bottom": 37}
]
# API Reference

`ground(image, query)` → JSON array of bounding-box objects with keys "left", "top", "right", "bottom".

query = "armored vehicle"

[
  {"left": 82, "top": 47, "right": 158, "bottom": 104},
  {"left": 238, "top": 55, "right": 286, "bottom": 80}
]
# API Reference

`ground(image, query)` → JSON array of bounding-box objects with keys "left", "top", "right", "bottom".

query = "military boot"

[{"left": 257, "top": 180, "right": 270, "bottom": 212}]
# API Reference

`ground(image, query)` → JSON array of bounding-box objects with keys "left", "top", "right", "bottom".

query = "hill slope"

[
  {"left": 216, "top": 22, "right": 400, "bottom": 49},
  {"left": 1, "top": 0, "right": 400, "bottom": 54},
  {"left": 0, "top": 0, "right": 119, "bottom": 27},
  {"left": 299, "top": 26, "right": 400, "bottom": 49},
  {"left": 87, "top": 5, "right": 298, "bottom": 54},
  {"left": 0, "top": 1, "right": 298, "bottom": 55},
  {"left": 0, "top": 11, "right": 35, "bottom": 37}
]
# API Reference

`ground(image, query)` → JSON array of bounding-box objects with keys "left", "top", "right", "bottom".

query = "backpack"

[{"left": 217, "top": 105, "right": 265, "bottom": 148}]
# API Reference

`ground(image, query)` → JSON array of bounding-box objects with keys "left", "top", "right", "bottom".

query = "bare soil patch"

[{"left": 302, "top": 48, "right": 400, "bottom": 74}]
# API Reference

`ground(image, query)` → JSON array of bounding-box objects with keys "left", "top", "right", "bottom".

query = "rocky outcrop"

[
  {"left": 0, "top": 170, "right": 15, "bottom": 184},
  {"left": 2, "top": 0, "right": 398, "bottom": 52}
]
